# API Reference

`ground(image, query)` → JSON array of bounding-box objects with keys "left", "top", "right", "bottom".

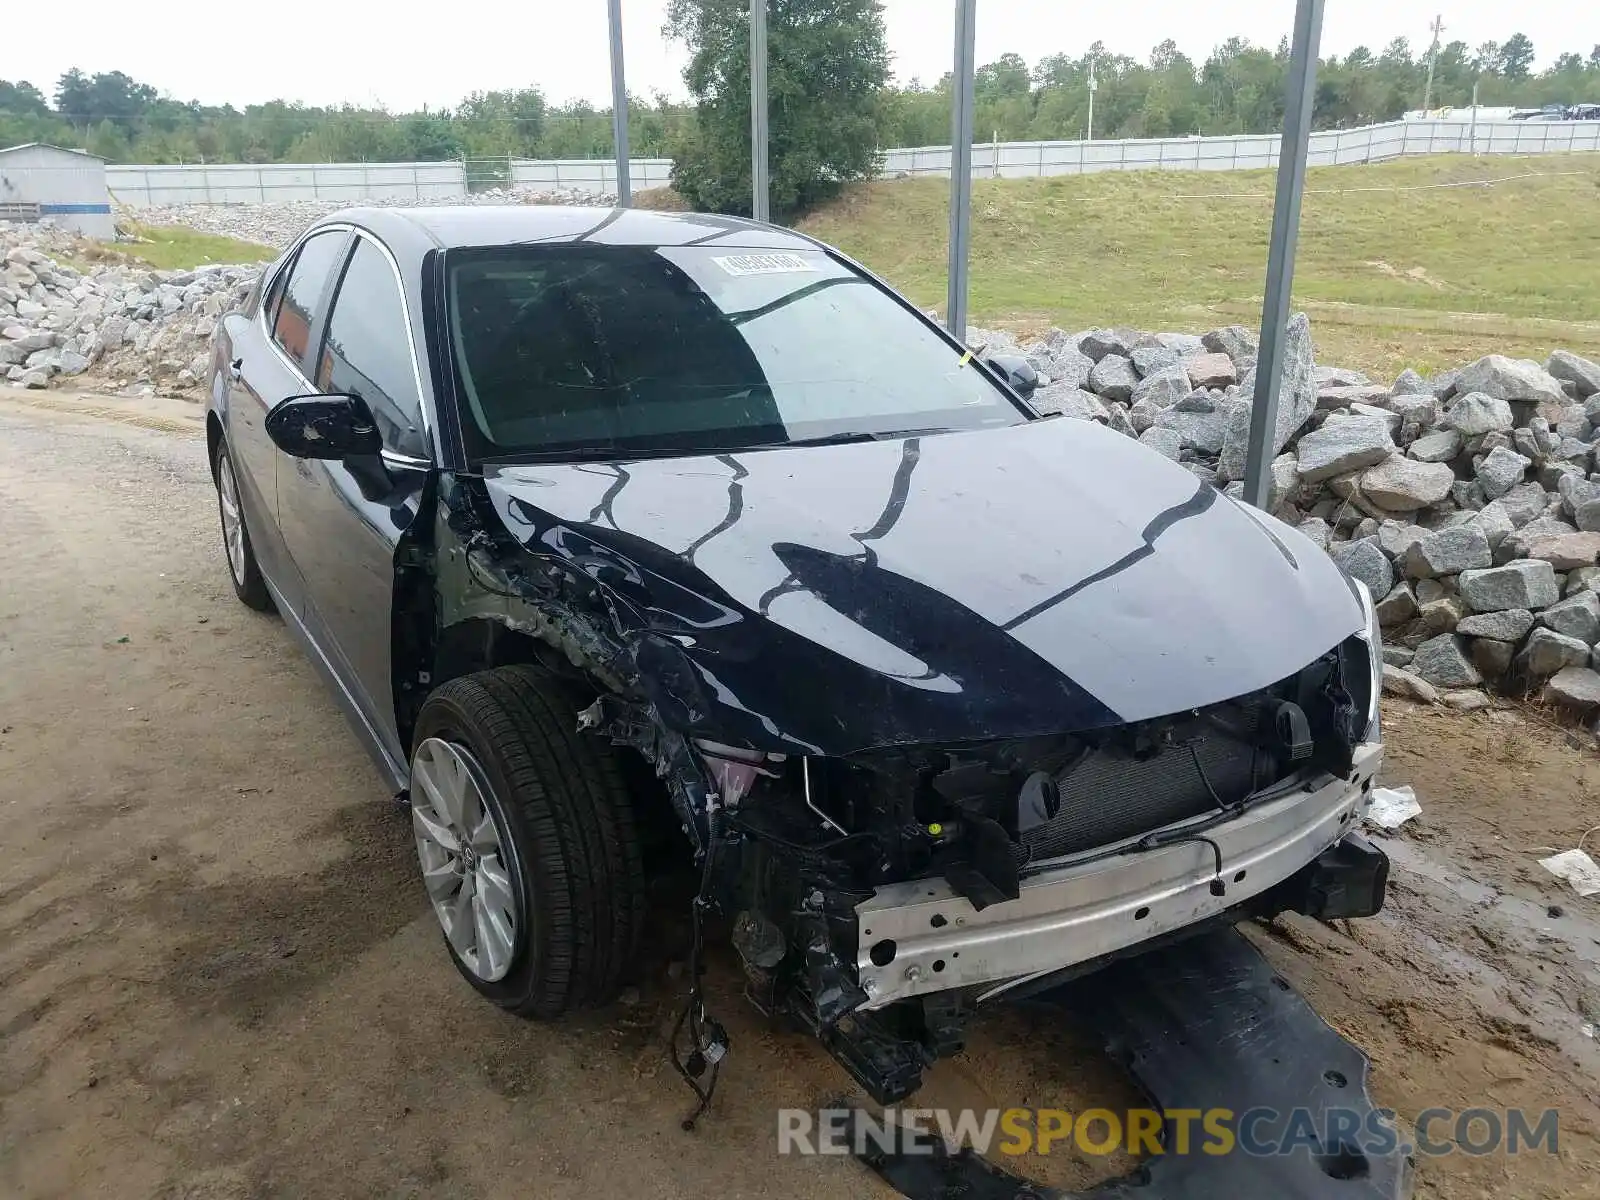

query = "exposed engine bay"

[{"left": 580, "top": 634, "right": 1385, "bottom": 1107}]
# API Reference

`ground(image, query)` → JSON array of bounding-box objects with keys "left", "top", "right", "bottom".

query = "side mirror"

[
  {"left": 986, "top": 353, "right": 1039, "bottom": 400},
  {"left": 265, "top": 393, "right": 381, "bottom": 460}
]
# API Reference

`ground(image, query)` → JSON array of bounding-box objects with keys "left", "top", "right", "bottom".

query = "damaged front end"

[
  {"left": 580, "top": 632, "right": 1386, "bottom": 1105},
  {"left": 434, "top": 422, "right": 1391, "bottom": 1107}
]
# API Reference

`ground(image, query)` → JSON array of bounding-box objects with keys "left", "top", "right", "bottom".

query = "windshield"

[{"left": 445, "top": 244, "right": 1025, "bottom": 459}]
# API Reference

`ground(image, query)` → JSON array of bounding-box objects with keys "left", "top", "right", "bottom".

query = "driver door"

[{"left": 275, "top": 232, "right": 432, "bottom": 776}]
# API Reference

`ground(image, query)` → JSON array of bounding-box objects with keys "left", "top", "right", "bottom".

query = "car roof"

[{"left": 323, "top": 204, "right": 820, "bottom": 261}]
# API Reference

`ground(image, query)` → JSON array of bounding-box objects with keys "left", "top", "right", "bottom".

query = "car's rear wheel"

[
  {"left": 213, "top": 441, "right": 273, "bottom": 612},
  {"left": 409, "top": 665, "right": 645, "bottom": 1016}
]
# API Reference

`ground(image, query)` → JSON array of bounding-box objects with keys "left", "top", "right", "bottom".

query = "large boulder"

[
  {"left": 1361, "top": 455, "right": 1455, "bottom": 511},
  {"left": 1519, "top": 628, "right": 1591, "bottom": 678},
  {"left": 1375, "top": 581, "right": 1418, "bottom": 626},
  {"left": 1454, "top": 354, "right": 1568, "bottom": 406},
  {"left": 1042, "top": 347, "right": 1093, "bottom": 390},
  {"left": 1329, "top": 537, "right": 1394, "bottom": 598},
  {"left": 1296, "top": 414, "right": 1396, "bottom": 482},
  {"left": 1404, "top": 525, "right": 1492, "bottom": 579},
  {"left": 1153, "top": 403, "right": 1234, "bottom": 454},
  {"left": 1407, "top": 429, "right": 1462, "bottom": 463},
  {"left": 1382, "top": 665, "right": 1439, "bottom": 704},
  {"left": 1470, "top": 501, "right": 1516, "bottom": 550},
  {"left": 1129, "top": 364, "right": 1192, "bottom": 409},
  {"left": 1316, "top": 383, "right": 1394, "bottom": 411},
  {"left": 1137, "top": 427, "right": 1183, "bottom": 461},
  {"left": 1390, "top": 368, "right": 1430, "bottom": 397},
  {"left": 1218, "top": 312, "right": 1316, "bottom": 481},
  {"left": 1186, "top": 352, "right": 1237, "bottom": 389},
  {"left": 1412, "top": 634, "right": 1482, "bottom": 687},
  {"left": 1130, "top": 343, "right": 1181, "bottom": 378},
  {"left": 1498, "top": 481, "right": 1552, "bottom": 528},
  {"left": 1201, "top": 325, "right": 1257, "bottom": 365},
  {"left": 1471, "top": 638, "right": 1517, "bottom": 680},
  {"left": 1544, "top": 666, "right": 1600, "bottom": 712},
  {"left": 1520, "top": 531, "right": 1600, "bottom": 571},
  {"left": 1080, "top": 329, "right": 1138, "bottom": 362},
  {"left": 1088, "top": 353, "right": 1138, "bottom": 401},
  {"left": 1457, "top": 560, "right": 1561, "bottom": 612},
  {"left": 1547, "top": 350, "right": 1600, "bottom": 398},
  {"left": 1440, "top": 392, "right": 1515, "bottom": 437},
  {"left": 1457, "top": 608, "right": 1536, "bottom": 641},
  {"left": 1537, "top": 591, "right": 1600, "bottom": 644},
  {"left": 1032, "top": 383, "right": 1109, "bottom": 422},
  {"left": 1474, "top": 445, "right": 1530, "bottom": 500}
]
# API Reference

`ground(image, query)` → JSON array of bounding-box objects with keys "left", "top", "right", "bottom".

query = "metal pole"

[
  {"left": 1469, "top": 81, "right": 1479, "bottom": 155},
  {"left": 1241, "top": 0, "right": 1325, "bottom": 510},
  {"left": 1423, "top": 15, "right": 1443, "bottom": 113},
  {"left": 750, "top": 0, "right": 770, "bottom": 222},
  {"left": 946, "top": 0, "right": 977, "bottom": 338},
  {"left": 607, "top": 0, "right": 632, "bottom": 206},
  {"left": 1086, "top": 58, "right": 1097, "bottom": 141}
]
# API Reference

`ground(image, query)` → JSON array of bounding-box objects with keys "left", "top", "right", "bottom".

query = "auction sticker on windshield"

[{"left": 711, "top": 253, "right": 820, "bottom": 276}]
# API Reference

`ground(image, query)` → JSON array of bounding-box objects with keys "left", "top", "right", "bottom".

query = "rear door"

[
  {"left": 224, "top": 227, "right": 352, "bottom": 609},
  {"left": 275, "top": 231, "right": 431, "bottom": 772}
]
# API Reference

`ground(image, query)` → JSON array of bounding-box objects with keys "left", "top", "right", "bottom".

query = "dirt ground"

[{"left": 1, "top": 386, "right": 1597, "bottom": 1200}]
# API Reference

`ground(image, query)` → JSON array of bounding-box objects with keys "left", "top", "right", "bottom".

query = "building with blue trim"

[{"left": 0, "top": 143, "right": 114, "bottom": 240}]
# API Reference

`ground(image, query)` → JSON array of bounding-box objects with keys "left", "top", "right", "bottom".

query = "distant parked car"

[{"left": 205, "top": 205, "right": 1389, "bottom": 1104}]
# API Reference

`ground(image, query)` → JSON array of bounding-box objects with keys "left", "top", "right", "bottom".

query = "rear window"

[{"left": 445, "top": 245, "right": 1023, "bottom": 459}]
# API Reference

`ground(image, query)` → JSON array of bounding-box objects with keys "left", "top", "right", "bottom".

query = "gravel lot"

[{"left": 1, "top": 387, "right": 1597, "bottom": 1199}]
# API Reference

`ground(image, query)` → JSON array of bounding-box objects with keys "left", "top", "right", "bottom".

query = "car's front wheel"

[
  {"left": 409, "top": 666, "right": 645, "bottom": 1017},
  {"left": 213, "top": 440, "right": 273, "bottom": 612}
]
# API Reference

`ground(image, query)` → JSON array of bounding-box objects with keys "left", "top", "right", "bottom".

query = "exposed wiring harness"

[{"left": 669, "top": 807, "right": 730, "bottom": 1131}]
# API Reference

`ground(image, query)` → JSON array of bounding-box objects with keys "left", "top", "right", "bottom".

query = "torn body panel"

[{"left": 430, "top": 428, "right": 1385, "bottom": 1107}]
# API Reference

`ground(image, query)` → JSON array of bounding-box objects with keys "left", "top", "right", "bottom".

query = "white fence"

[
  {"left": 508, "top": 158, "right": 674, "bottom": 193},
  {"left": 101, "top": 118, "right": 1600, "bottom": 208},
  {"left": 884, "top": 119, "right": 1600, "bottom": 178},
  {"left": 106, "top": 160, "right": 467, "bottom": 206}
]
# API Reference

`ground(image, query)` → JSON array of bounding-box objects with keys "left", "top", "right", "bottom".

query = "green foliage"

[
  {"left": 0, "top": 29, "right": 1595, "bottom": 181},
  {"left": 665, "top": 0, "right": 889, "bottom": 217}
]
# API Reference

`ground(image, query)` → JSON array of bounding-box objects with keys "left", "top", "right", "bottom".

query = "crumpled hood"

[{"left": 482, "top": 418, "right": 1364, "bottom": 755}]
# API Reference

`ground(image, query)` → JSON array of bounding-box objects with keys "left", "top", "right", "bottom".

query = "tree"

[
  {"left": 1500, "top": 33, "right": 1535, "bottom": 80},
  {"left": 665, "top": 0, "right": 889, "bottom": 218}
]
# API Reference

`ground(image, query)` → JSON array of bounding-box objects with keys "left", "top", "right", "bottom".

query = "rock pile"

[
  {"left": 133, "top": 186, "right": 610, "bottom": 251},
  {"left": 1, "top": 221, "right": 258, "bottom": 394},
  {"left": 970, "top": 321, "right": 1600, "bottom": 720}
]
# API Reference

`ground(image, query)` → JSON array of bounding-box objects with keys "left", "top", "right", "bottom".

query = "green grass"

[
  {"left": 78, "top": 222, "right": 276, "bottom": 272},
  {"left": 798, "top": 154, "right": 1600, "bottom": 379}
]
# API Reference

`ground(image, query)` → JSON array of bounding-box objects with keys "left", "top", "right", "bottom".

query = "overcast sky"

[{"left": 21, "top": 1, "right": 1597, "bottom": 111}]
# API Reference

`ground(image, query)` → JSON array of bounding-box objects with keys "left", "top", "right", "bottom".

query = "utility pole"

[
  {"left": 1242, "top": 0, "right": 1325, "bottom": 510},
  {"left": 1469, "top": 78, "right": 1480, "bottom": 154},
  {"left": 750, "top": 0, "right": 770, "bottom": 222},
  {"left": 946, "top": 0, "right": 977, "bottom": 338},
  {"left": 1423, "top": 14, "right": 1444, "bottom": 114},
  {"left": 1086, "top": 56, "right": 1098, "bottom": 141},
  {"left": 607, "top": 0, "right": 631, "bottom": 206}
]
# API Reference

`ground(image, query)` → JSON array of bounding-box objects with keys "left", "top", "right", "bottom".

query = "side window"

[
  {"left": 259, "top": 258, "right": 289, "bottom": 325},
  {"left": 272, "top": 231, "right": 348, "bottom": 370},
  {"left": 316, "top": 238, "right": 426, "bottom": 457}
]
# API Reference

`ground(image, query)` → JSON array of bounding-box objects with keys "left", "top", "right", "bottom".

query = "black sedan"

[{"left": 208, "top": 205, "right": 1387, "bottom": 1105}]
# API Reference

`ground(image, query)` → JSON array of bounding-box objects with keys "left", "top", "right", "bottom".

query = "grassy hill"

[{"left": 797, "top": 154, "right": 1600, "bottom": 379}]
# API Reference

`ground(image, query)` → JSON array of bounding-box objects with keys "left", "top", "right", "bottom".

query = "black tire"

[
  {"left": 212, "top": 440, "right": 273, "bottom": 612},
  {"left": 412, "top": 665, "right": 646, "bottom": 1017}
]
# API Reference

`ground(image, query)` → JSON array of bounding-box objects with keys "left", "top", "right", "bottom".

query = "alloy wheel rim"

[
  {"left": 218, "top": 458, "right": 246, "bottom": 584},
  {"left": 410, "top": 738, "right": 521, "bottom": 982}
]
